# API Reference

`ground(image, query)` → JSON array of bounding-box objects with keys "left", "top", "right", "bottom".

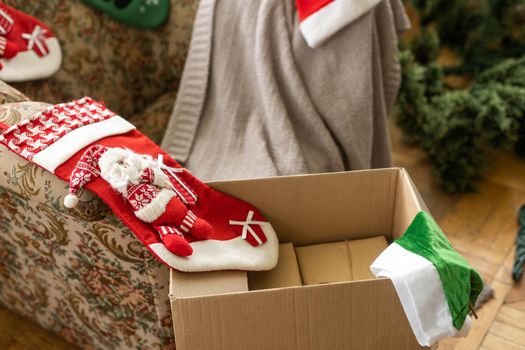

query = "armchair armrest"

[
  {"left": 0, "top": 80, "right": 29, "bottom": 104},
  {"left": 0, "top": 98, "right": 174, "bottom": 349}
]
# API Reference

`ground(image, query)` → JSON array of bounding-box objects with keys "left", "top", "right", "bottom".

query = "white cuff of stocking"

[
  {"left": 0, "top": 38, "right": 62, "bottom": 82},
  {"left": 148, "top": 222, "right": 279, "bottom": 272},
  {"left": 370, "top": 243, "right": 471, "bottom": 346},
  {"left": 32, "top": 115, "right": 136, "bottom": 173}
]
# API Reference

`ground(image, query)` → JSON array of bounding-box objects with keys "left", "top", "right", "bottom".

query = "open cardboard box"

[{"left": 170, "top": 168, "right": 437, "bottom": 349}]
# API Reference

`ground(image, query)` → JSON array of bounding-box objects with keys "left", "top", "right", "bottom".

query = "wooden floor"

[{"left": 1, "top": 123, "right": 525, "bottom": 349}]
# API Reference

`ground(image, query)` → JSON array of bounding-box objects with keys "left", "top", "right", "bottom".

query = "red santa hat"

[
  {"left": 0, "top": 2, "right": 62, "bottom": 82},
  {"left": 296, "top": 0, "right": 383, "bottom": 48},
  {"left": 64, "top": 144, "right": 108, "bottom": 208}
]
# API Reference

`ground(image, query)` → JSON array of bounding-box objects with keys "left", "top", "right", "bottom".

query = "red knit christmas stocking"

[{"left": 0, "top": 97, "right": 278, "bottom": 272}]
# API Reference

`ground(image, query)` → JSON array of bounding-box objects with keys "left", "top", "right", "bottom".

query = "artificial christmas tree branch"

[{"left": 395, "top": 0, "right": 525, "bottom": 192}]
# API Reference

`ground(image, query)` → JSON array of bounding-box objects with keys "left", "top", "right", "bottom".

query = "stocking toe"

[
  {"left": 162, "top": 234, "right": 193, "bottom": 257},
  {"left": 190, "top": 218, "right": 213, "bottom": 239},
  {"left": 3, "top": 41, "right": 19, "bottom": 59}
]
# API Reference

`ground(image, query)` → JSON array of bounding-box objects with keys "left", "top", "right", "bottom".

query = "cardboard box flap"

[
  {"left": 171, "top": 279, "right": 423, "bottom": 350},
  {"left": 348, "top": 236, "right": 388, "bottom": 280},
  {"left": 296, "top": 242, "right": 352, "bottom": 285},
  {"left": 170, "top": 269, "right": 248, "bottom": 298},
  {"left": 248, "top": 243, "right": 302, "bottom": 290},
  {"left": 208, "top": 169, "right": 399, "bottom": 245},
  {"left": 392, "top": 169, "right": 426, "bottom": 239}
]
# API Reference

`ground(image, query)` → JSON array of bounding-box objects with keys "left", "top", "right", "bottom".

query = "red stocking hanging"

[{"left": 0, "top": 97, "right": 278, "bottom": 272}]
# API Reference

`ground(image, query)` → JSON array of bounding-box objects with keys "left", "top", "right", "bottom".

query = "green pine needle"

[{"left": 395, "top": 0, "right": 525, "bottom": 191}]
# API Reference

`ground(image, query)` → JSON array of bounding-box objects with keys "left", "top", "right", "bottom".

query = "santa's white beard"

[
  {"left": 99, "top": 148, "right": 149, "bottom": 196},
  {"left": 106, "top": 165, "right": 141, "bottom": 196}
]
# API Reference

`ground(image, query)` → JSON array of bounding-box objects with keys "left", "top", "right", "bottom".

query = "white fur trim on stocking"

[
  {"left": 0, "top": 37, "right": 62, "bottom": 82},
  {"left": 299, "top": 0, "right": 383, "bottom": 48},
  {"left": 370, "top": 243, "right": 472, "bottom": 346},
  {"left": 134, "top": 188, "right": 175, "bottom": 223},
  {"left": 148, "top": 222, "right": 279, "bottom": 272},
  {"left": 32, "top": 116, "right": 135, "bottom": 173}
]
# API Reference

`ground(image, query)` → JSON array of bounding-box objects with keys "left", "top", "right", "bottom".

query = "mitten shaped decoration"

[
  {"left": 64, "top": 145, "right": 212, "bottom": 257},
  {"left": 82, "top": 0, "right": 170, "bottom": 29},
  {"left": 0, "top": 2, "right": 62, "bottom": 82},
  {"left": 0, "top": 97, "right": 278, "bottom": 272}
]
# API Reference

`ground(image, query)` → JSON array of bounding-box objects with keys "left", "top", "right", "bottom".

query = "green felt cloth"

[
  {"left": 83, "top": 0, "right": 170, "bottom": 29},
  {"left": 396, "top": 211, "right": 484, "bottom": 330}
]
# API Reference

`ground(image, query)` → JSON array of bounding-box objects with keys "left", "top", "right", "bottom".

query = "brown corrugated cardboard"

[
  {"left": 248, "top": 243, "right": 302, "bottom": 290},
  {"left": 170, "top": 168, "right": 431, "bottom": 349},
  {"left": 170, "top": 269, "right": 247, "bottom": 298},
  {"left": 172, "top": 279, "right": 422, "bottom": 350},
  {"left": 392, "top": 169, "right": 425, "bottom": 238},
  {"left": 295, "top": 242, "right": 352, "bottom": 285},
  {"left": 295, "top": 236, "right": 389, "bottom": 285},
  {"left": 348, "top": 236, "right": 388, "bottom": 280}
]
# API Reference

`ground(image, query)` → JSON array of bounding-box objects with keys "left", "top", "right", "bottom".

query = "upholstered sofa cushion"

[{"left": 3, "top": 0, "right": 197, "bottom": 117}]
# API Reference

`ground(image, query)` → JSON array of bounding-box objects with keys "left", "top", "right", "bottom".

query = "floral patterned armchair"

[{"left": 0, "top": 1, "right": 199, "bottom": 349}]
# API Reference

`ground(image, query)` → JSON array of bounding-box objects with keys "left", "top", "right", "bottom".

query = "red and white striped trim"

[
  {"left": 0, "top": 36, "right": 6, "bottom": 56},
  {"left": 156, "top": 225, "right": 184, "bottom": 237},
  {"left": 156, "top": 154, "right": 197, "bottom": 206},
  {"left": 179, "top": 210, "right": 197, "bottom": 234},
  {"left": 0, "top": 8, "right": 13, "bottom": 35}
]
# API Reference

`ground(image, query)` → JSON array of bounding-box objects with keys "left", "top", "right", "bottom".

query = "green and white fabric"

[{"left": 371, "top": 211, "right": 483, "bottom": 346}]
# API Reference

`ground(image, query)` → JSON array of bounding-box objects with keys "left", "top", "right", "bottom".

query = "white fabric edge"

[
  {"left": 32, "top": 116, "right": 136, "bottom": 173},
  {"left": 0, "top": 38, "right": 62, "bottom": 82},
  {"left": 370, "top": 243, "right": 470, "bottom": 346},
  {"left": 377, "top": 269, "right": 435, "bottom": 346},
  {"left": 135, "top": 189, "right": 175, "bottom": 222},
  {"left": 299, "top": 0, "right": 383, "bottom": 48},
  {"left": 149, "top": 222, "right": 279, "bottom": 272}
]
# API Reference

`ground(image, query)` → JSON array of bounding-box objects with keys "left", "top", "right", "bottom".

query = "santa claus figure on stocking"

[
  {"left": 0, "top": 97, "right": 278, "bottom": 272},
  {"left": 64, "top": 144, "right": 212, "bottom": 257}
]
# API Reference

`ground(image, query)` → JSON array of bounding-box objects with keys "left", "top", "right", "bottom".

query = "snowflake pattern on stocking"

[{"left": 127, "top": 183, "right": 161, "bottom": 211}]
